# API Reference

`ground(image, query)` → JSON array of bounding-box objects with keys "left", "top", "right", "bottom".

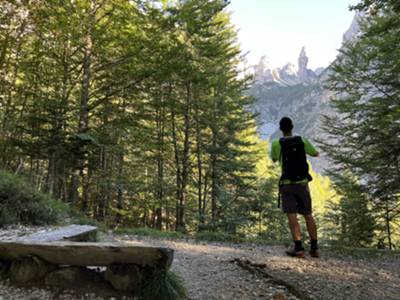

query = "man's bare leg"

[
  {"left": 286, "top": 213, "right": 304, "bottom": 257},
  {"left": 287, "top": 213, "right": 301, "bottom": 241},
  {"left": 304, "top": 214, "right": 319, "bottom": 257},
  {"left": 304, "top": 214, "right": 317, "bottom": 240}
]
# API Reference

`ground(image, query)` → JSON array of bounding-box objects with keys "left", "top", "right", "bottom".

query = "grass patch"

[
  {"left": 115, "top": 227, "right": 187, "bottom": 240},
  {"left": 195, "top": 231, "right": 291, "bottom": 246},
  {"left": 114, "top": 227, "right": 290, "bottom": 246},
  {"left": 65, "top": 209, "right": 107, "bottom": 232},
  {"left": 115, "top": 227, "right": 185, "bottom": 240},
  {"left": 194, "top": 230, "right": 246, "bottom": 243},
  {"left": 140, "top": 270, "right": 186, "bottom": 300}
]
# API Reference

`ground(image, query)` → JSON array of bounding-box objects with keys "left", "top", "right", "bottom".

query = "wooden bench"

[
  {"left": 0, "top": 225, "right": 174, "bottom": 294},
  {"left": 0, "top": 240, "right": 173, "bottom": 269},
  {"left": 14, "top": 224, "right": 98, "bottom": 242}
]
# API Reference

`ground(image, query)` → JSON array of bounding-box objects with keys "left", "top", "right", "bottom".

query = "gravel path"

[
  {"left": 117, "top": 236, "right": 298, "bottom": 300},
  {"left": 1, "top": 227, "right": 399, "bottom": 300},
  {"left": 116, "top": 235, "right": 400, "bottom": 300}
]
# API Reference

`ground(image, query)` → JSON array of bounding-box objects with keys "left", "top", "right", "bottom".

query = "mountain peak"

[
  {"left": 299, "top": 46, "right": 307, "bottom": 58},
  {"left": 297, "top": 47, "right": 309, "bottom": 81},
  {"left": 253, "top": 47, "right": 320, "bottom": 86}
]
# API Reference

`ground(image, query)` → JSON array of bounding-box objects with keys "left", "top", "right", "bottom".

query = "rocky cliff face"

[
  {"left": 342, "top": 12, "right": 363, "bottom": 44},
  {"left": 250, "top": 47, "right": 328, "bottom": 140},
  {"left": 249, "top": 13, "right": 363, "bottom": 173},
  {"left": 250, "top": 76, "right": 332, "bottom": 172}
]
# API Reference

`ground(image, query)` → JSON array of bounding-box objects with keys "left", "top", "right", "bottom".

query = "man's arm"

[
  {"left": 270, "top": 140, "right": 280, "bottom": 162},
  {"left": 312, "top": 152, "right": 320, "bottom": 157},
  {"left": 303, "top": 137, "right": 319, "bottom": 157}
]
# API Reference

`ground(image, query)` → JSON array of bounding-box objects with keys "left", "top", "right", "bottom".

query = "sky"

[{"left": 228, "top": 0, "right": 359, "bottom": 70}]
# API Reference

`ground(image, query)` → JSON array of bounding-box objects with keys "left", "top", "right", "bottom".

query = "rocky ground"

[{"left": 1, "top": 226, "right": 399, "bottom": 300}]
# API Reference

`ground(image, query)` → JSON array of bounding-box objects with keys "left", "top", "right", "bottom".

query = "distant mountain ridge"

[{"left": 252, "top": 47, "right": 320, "bottom": 87}]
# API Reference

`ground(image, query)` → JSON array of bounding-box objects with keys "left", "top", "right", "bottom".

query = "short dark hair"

[{"left": 279, "top": 117, "right": 293, "bottom": 133}]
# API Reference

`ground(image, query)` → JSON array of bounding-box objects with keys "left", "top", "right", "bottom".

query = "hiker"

[{"left": 270, "top": 117, "right": 319, "bottom": 258}]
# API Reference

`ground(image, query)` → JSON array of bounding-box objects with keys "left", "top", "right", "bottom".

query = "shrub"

[{"left": 0, "top": 169, "right": 69, "bottom": 226}]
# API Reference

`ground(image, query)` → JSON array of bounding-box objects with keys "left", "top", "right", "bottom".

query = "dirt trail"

[{"left": 118, "top": 235, "right": 400, "bottom": 300}]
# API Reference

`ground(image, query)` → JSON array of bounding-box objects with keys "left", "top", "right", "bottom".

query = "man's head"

[{"left": 279, "top": 117, "right": 293, "bottom": 135}]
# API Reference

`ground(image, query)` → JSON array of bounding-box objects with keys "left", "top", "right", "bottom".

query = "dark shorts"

[{"left": 280, "top": 183, "right": 312, "bottom": 215}]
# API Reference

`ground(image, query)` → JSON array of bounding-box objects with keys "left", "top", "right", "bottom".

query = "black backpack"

[{"left": 279, "top": 136, "right": 312, "bottom": 182}]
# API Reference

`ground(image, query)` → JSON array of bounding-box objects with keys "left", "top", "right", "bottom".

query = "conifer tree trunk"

[
  {"left": 79, "top": 39, "right": 91, "bottom": 212},
  {"left": 47, "top": 46, "right": 70, "bottom": 198},
  {"left": 210, "top": 91, "right": 218, "bottom": 229},
  {"left": 155, "top": 92, "right": 166, "bottom": 230},
  {"left": 96, "top": 146, "right": 107, "bottom": 220},
  {"left": 47, "top": 152, "right": 57, "bottom": 196},
  {"left": 385, "top": 201, "right": 393, "bottom": 250},
  {"left": 178, "top": 83, "right": 192, "bottom": 232},
  {"left": 210, "top": 131, "right": 218, "bottom": 229},
  {"left": 115, "top": 140, "right": 125, "bottom": 224},
  {"left": 70, "top": 4, "right": 94, "bottom": 211},
  {"left": 171, "top": 104, "right": 182, "bottom": 231},
  {"left": 171, "top": 83, "right": 192, "bottom": 232},
  {"left": 195, "top": 105, "right": 204, "bottom": 227},
  {"left": 202, "top": 174, "right": 208, "bottom": 222}
]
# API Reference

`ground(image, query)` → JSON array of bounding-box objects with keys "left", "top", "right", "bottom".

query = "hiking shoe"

[
  {"left": 285, "top": 245, "right": 305, "bottom": 258},
  {"left": 309, "top": 249, "right": 320, "bottom": 258}
]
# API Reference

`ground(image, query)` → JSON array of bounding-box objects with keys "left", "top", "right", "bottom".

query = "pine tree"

[
  {"left": 321, "top": 4, "right": 400, "bottom": 249},
  {"left": 326, "top": 173, "right": 376, "bottom": 247}
]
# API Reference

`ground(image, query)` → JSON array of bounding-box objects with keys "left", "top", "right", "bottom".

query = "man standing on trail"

[{"left": 270, "top": 117, "right": 320, "bottom": 258}]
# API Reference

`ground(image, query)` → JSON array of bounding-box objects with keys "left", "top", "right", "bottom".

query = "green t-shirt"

[{"left": 270, "top": 136, "right": 318, "bottom": 184}]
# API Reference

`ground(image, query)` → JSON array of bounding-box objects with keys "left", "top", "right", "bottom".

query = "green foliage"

[
  {"left": 324, "top": 173, "right": 376, "bottom": 247},
  {"left": 321, "top": 5, "right": 400, "bottom": 249},
  {"left": 0, "top": 0, "right": 260, "bottom": 233},
  {"left": 1, "top": 0, "right": 380, "bottom": 251},
  {"left": 352, "top": 0, "right": 400, "bottom": 12},
  {"left": 140, "top": 271, "right": 187, "bottom": 300},
  {"left": 113, "top": 226, "right": 290, "bottom": 246},
  {"left": 0, "top": 169, "right": 69, "bottom": 226},
  {"left": 66, "top": 209, "right": 107, "bottom": 232},
  {"left": 252, "top": 178, "right": 289, "bottom": 241}
]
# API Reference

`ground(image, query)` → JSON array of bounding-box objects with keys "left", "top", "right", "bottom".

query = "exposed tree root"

[{"left": 230, "top": 258, "right": 312, "bottom": 300}]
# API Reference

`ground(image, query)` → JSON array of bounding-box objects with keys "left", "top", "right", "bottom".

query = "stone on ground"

[
  {"left": 104, "top": 264, "right": 143, "bottom": 292},
  {"left": 45, "top": 267, "right": 104, "bottom": 288},
  {"left": 10, "top": 256, "right": 56, "bottom": 284}
]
